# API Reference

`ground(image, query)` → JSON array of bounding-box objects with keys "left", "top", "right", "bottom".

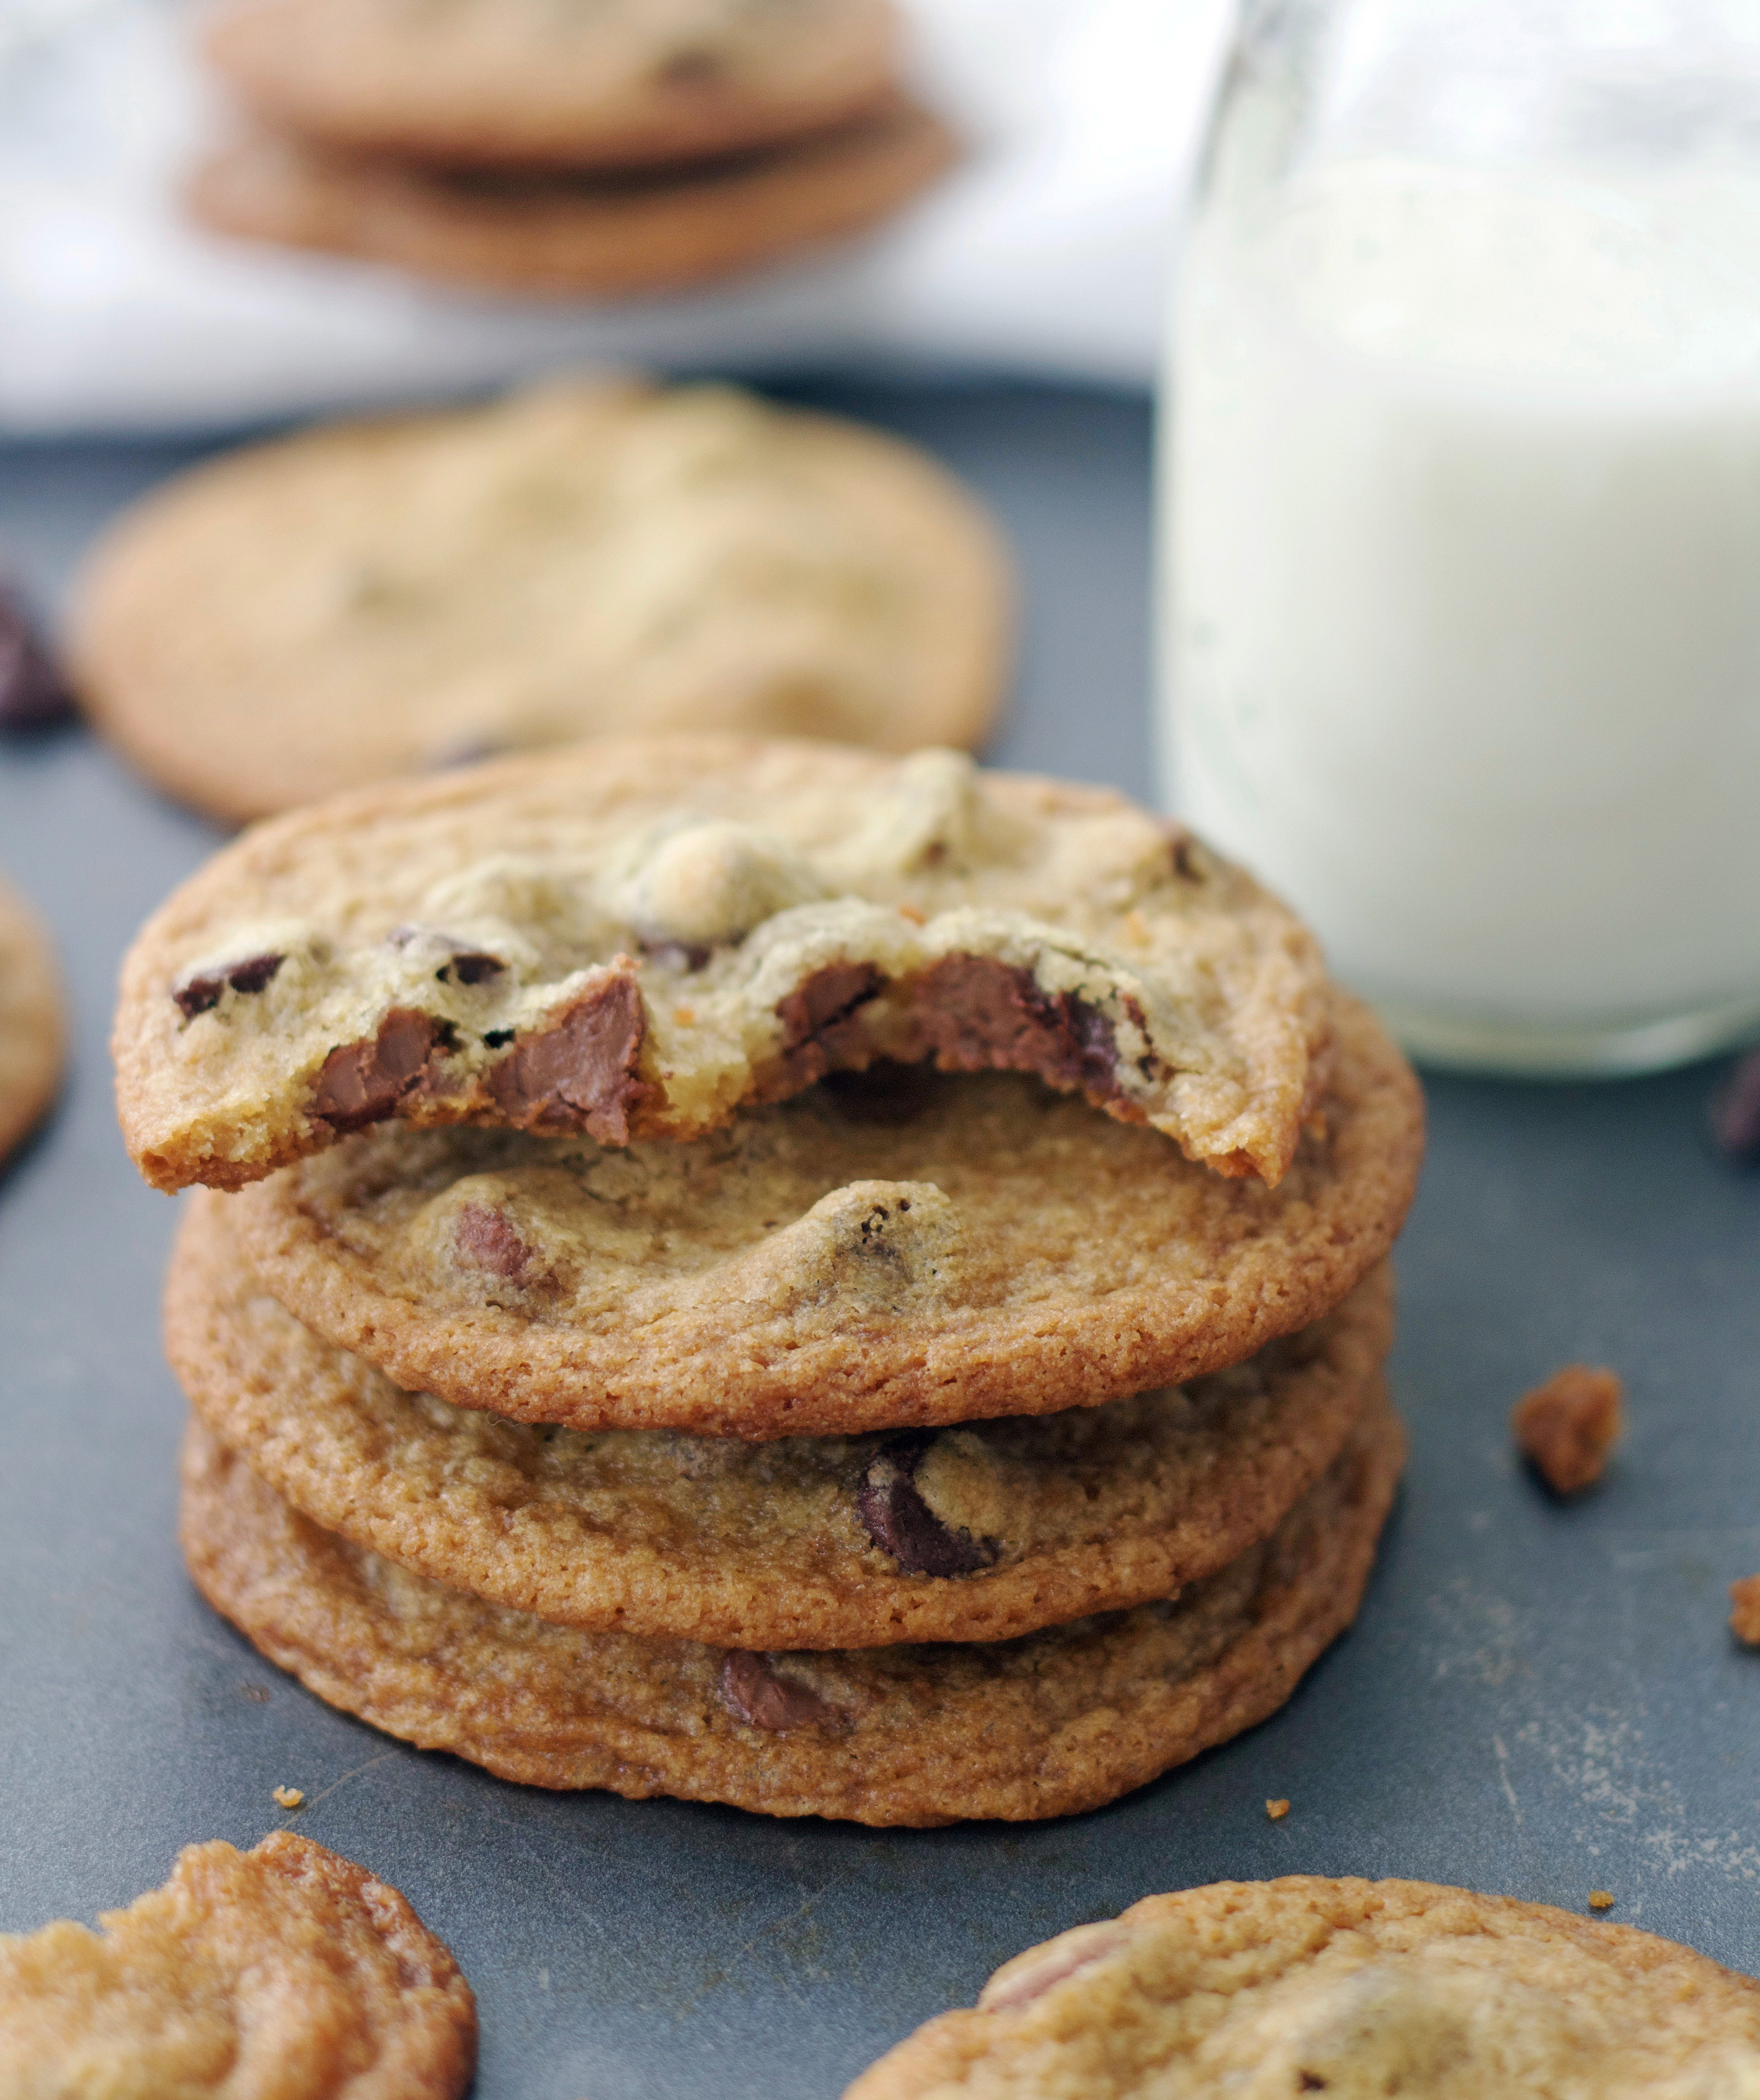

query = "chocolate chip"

[
  {"left": 384, "top": 924, "right": 506, "bottom": 985},
  {"left": 482, "top": 1028, "right": 515, "bottom": 1048},
  {"left": 978, "top": 1922, "right": 1131, "bottom": 2013},
  {"left": 454, "top": 1202, "right": 534, "bottom": 1282},
  {"left": 310, "top": 1008, "right": 452, "bottom": 1132},
  {"left": 718, "top": 1652, "right": 836, "bottom": 1733},
  {"left": 641, "top": 938, "right": 714, "bottom": 973},
  {"left": 774, "top": 961, "right": 885, "bottom": 1087},
  {"left": 485, "top": 974, "right": 648, "bottom": 1142},
  {"left": 856, "top": 1433, "right": 999, "bottom": 1578},
  {"left": 1709, "top": 1048, "right": 1760, "bottom": 1162},
  {"left": 658, "top": 44, "right": 725, "bottom": 85},
  {"left": 173, "top": 950, "right": 285, "bottom": 1020},
  {"left": 1161, "top": 822, "right": 1205, "bottom": 882},
  {"left": 908, "top": 956, "right": 1122, "bottom": 1102},
  {"left": 0, "top": 584, "right": 75, "bottom": 733},
  {"left": 778, "top": 962, "right": 885, "bottom": 1048}
]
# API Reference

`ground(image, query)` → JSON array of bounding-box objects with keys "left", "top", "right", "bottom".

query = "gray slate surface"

[{"left": 2, "top": 381, "right": 1758, "bottom": 2098}]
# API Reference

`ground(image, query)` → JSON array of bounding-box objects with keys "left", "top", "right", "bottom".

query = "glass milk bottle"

[{"left": 1160, "top": 0, "right": 1760, "bottom": 1073}]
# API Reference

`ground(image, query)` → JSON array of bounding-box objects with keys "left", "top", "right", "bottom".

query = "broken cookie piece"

[
  {"left": 1729, "top": 1573, "right": 1760, "bottom": 1647},
  {"left": 0, "top": 1832, "right": 475, "bottom": 2096},
  {"left": 114, "top": 737, "right": 1331, "bottom": 1195},
  {"left": 1511, "top": 1364, "right": 1623, "bottom": 1496}
]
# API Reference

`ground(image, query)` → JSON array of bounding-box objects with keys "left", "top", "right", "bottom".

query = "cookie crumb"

[
  {"left": 1729, "top": 1574, "right": 1760, "bottom": 1645},
  {"left": 272, "top": 1785, "right": 305, "bottom": 1809},
  {"left": 1266, "top": 1798, "right": 1290, "bottom": 1821},
  {"left": 1512, "top": 1365, "right": 1623, "bottom": 1495},
  {"left": 1587, "top": 1890, "right": 1615, "bottom": 1912}
]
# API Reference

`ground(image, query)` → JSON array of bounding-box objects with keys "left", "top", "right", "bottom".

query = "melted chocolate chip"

[
  {"left": 718, "top": 1652, "right": 837, "bottom": 1733},
  {"left": 909, "top": 956, "right": 1122, "bottom": 1101},
  {"left": 856, "top": 1432, "right": 999, "bottom": 1578},
  {"left": 485, "top": 974, "right": 648, "bottom": 1142},
  {"left": 1710, "top": 1047, "right": 1760, "bottom": 1162},
  {"left": 310, "top": 1008, "right": 452, "bottom": 1131},
  {"left": 778, "top": 961, "right": 885, "bottom": 1047},
  {"left": 454, "top": 1201, "right": 534, "bottom": 1282},
  {"left": 173, "top": 951, "right": 285, "bottom": 1021},
  {"left": 774, "top": 961, "right": 884, "bottom": 1087},
  {"left": 0, "top": 585, "right": 75, "bottom": 733},
  {"left": 482, "top": 1028, "right": 515, "bottom": 1048}
]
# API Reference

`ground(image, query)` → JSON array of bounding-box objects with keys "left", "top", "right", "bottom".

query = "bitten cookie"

[
  {"left": 845, "top": 1877, "right": 1760, "bottom": 2097},
  {"left": 180, "top": 1397, "right": 1404, "bottom": 1826},
  {"left": 74, "top": 392, "right": 1009, "bottom": 826},
  {"left": 0, "top": 874, "right": 65, "bottom": 1166},
  {"left": 168, "top": 1188, "right": 1394, "bottom": 1647},
  {"left": 227, "top": 993, "right": 1419, "bottom": 1438},
  {"left": 113, "top": 739, "right": 1329, "bottom": 1192},
  {"left": 203, "top": 0, "right": 901, "bottom": 170},
  {"left": 188, "top": 102, "right": 956, "bottom": 298},
  {"left": 0, "top": 1833, "right": 475, "bottom": 2097}
]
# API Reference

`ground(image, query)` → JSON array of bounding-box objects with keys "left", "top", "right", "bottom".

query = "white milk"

[{"left": 1162, "top": 156, "right": 1760, "bottom": 1067}]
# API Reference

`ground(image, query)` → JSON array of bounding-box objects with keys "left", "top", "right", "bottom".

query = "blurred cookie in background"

[
  {"left": 202, "top": 0, "right": 903, "bottom": 172},
  {"left": 0, "top": 875, "right": 65, "bottom": 1168},
  {"left": 190, "top": 0, "right": 957, "bottom": 297},
  {"left": 69, "top": 378, "right": 1014, "bottom": 824},
  {"left": 189, "top": 100, "right": 957, "bottom": 299}
]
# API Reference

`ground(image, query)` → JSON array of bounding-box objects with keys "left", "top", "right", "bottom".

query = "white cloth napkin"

[{"left": 0, "top": 0, "right": 1234, "bottom": 434}]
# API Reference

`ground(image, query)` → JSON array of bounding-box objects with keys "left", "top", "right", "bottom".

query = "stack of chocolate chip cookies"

[
  {"left": 187, "top": 0, "right": 956, "bottom": 295},
  {"left": 115, "top": 738, "right": 1424, "bottom": 1826}
]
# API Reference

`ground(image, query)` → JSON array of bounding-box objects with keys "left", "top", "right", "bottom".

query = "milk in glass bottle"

[{"left": 1161, "top": 0, "right": 1760, "bottom": 1072}]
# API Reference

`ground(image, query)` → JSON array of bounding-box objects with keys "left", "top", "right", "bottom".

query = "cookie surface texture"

[
  {"left": 75, "top": 391, "right": 1007, "bottom": 826},
  {"left": 845, "top": 1877, "right": 1760, "bottom": 2098},
  {"left": 188, "top": 102, "right": 956, "bottom": 298},
  {"left": 168, "top": 1188, "right": 1394, "bottom": 1646},
  {"left": 0, "top": 874, "right": 65, "bottom": 1165},
  {"left": 179, "top": 1397, "right": 1404, "bottom": 1825},
  {"left": 228, "top": 989, "right": 1417, "bottom": 1437},
  {"left": 0, "top": 1832, "right": 475, "bottom": 2098},
  {"left": 203, "top": 0, "right": 899, "bottom": 169}
]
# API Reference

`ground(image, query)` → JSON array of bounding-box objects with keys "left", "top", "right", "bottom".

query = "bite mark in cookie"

[{"left": 116, "top": 739, "right": 1333, "bottom": 1195}]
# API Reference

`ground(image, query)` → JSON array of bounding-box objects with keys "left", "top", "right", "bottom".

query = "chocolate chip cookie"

[
  {"left": 203, "top": 0, "right": 900, "bottom": 171},
  {"left": 180, "top": 1393, "right": 1404, "bottom": 1826},
  {"left": 846, "top": 1877, "right": 1760, "bottom": 2097},
  {"left": 0, "top": 1833, "right": 475, "bottom": 2097},
  {"left": 226, "top": 989, "right": 1417, "bottom": 1438},
  {"left": 168, "top": 1187, "right": 1394, "bottom": 1647},
  {"left": 188, "top": 100, "right": 956, "bottom": 297},
  {"left": 113, "top": 739, "right": 1331, "bottom": 1193},
  {"left": 0, "top": 874, "right": 64, "bottom": 1166},
  {"left": 75, "top": 393, "right": 1009, "bottom": 828}
]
